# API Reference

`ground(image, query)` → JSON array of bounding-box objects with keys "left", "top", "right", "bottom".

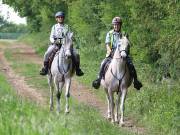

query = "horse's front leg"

[
  {"left": 54, "top": 77, "right": 63, "bottom": 113},
  {"left": 105, "top": 89, "right": 111, "bottom": 120},
  {"left": 65, "top": 78, "right": 71, "bottom": 114},
  {"left": 108, "top": 89, "right": 115, "bottom": 123},
  {"left": 115, "top": 91, "right": 121, "bottom": 123},
  {"left": 48, "top": 75, "right": 54, "bottom": 111},
  {"left": 120, "top": 88, "right": 127, "bottom": 126}
]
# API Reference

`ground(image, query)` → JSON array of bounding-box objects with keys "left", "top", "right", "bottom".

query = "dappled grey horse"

[
  {"left": 101, "top": 35, "right": 132, "bottom": 126},
  {"left": 47, "top": 32, "right": 75, "bottom": 113}
]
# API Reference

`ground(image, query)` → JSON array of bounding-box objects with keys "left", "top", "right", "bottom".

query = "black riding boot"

[
  {"left": 127, "top": 57, "right": 142, "bottom": 90},
  {"left": 72, "top": 54, "right": 84, "bottom": 76},
  {"left": 92, "top": 69, "right": 103, "bottom": 89},
  {"left": 40, "top": 61, "right": 49, "bottom": 75},
  {"left": 92, "top": 58, "right": 110, "bottom": 89}
]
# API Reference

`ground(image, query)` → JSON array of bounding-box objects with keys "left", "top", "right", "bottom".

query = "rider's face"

[
  {"left": 56, "top": 16, "right": 64, "bottom": 24},
  {"left": 113, "top": 23, "right": 121, "bottom": 32}
]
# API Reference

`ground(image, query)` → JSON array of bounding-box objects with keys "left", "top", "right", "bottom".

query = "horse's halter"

[
  {"left": 59, "top": 35, "right": 73, "bottom": 59},
  {"left": 114, "top": 42, "right": 128, "bottom": 60},
  {"left": 61, "top": 45, "right": 72, "bottom": 59}
]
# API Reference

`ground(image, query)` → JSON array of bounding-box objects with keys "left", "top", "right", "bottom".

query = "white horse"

[
  {"left": 48, "top": 32, "right": 75, "bottom": 113},
  {"left": 101, "top": 35, "right": 132, "bottom": 126}
]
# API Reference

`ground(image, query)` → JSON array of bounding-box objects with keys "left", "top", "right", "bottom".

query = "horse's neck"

[
  {"left": 59, "top": 48, "right": 68, "bottom": 64},
  {"left": 111, "top": 49, "right": 126, "bottom": 75}
]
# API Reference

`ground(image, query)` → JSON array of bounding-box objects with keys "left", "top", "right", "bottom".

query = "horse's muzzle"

[
  {"left": 65, "top": 54, "right": 71, "bottom": 59},
  {"left": 120, "top": 51, "right": 127, "bottom": 59}
]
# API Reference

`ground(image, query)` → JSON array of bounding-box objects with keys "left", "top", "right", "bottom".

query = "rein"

[
  {"left": 57, "top": 45, "right": 71, "bottom": 74},
  {"left": 110, "top": 47, "right": 127, "bottom": 92},
  {"left": 110, "top": 64, "right": 127, "bottom": 82}
]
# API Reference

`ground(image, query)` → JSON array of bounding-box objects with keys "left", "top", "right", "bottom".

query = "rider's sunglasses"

[{"left": 56, "top": 16, "right": 64, "bottom": 18}]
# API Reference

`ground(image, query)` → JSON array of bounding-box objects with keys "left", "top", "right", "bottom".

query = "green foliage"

[
  {"left": 125, "top": 81, "right": 180, "bottom": 135},
  {"left": 2, "top": 0, "right": 180, "bottom": 134},
  {"left": 0, "top": 16, "right": 27, "bottom": 33}
]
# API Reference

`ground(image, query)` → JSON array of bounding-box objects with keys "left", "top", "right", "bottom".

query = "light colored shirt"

[
  {"left": 50, "top": 23, "right": 70, "bottom": 43},
  {"left": 105, "top": 30, "right": 122, "bottom": 49}
]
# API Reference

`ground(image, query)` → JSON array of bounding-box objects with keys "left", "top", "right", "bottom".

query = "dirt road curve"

[{"left": 0, "top": 41, "right": 145, "bottom": 134}]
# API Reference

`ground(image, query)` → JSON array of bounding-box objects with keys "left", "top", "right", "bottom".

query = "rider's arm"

[
  {"left": 50, "top": 25, "right": 55, "bottom": 43},
  {"left": 105, "top": 32, "right": 112, "bottom": 57},
  {"left": 106, "top": 44, "right": 111, "bottom": 57}
]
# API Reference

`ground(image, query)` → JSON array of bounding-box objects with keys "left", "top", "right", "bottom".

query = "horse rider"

[
  {"left": 92, "top": 16, "right": 142, "bottom": 90},
  {"left": 40, "top": 11, "right": 84, "bottom": 76}
]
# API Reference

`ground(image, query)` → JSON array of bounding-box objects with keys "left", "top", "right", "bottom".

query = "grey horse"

[
  {"left": 101, "top": 35, "right": 132, "bottom": 126},
  {"left": 48, "top": 32, "right": 75, "bottom": 113}
]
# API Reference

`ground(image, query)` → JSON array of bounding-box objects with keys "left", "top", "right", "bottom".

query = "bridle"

[
  {"left": 110, "top": 43, "right": 128, "bottom": 91},
  {"left": 57, "top": 44, "right": 72, "bottom": 74}
]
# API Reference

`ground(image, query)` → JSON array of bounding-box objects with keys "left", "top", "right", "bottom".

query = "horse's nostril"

[{"left": 65, "top": 54, "right": 71, "bottom": 59}]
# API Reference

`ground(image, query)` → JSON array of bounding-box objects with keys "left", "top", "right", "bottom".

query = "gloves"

[{"left": 54, "top": 39, "right": 61, "bottom": 45}]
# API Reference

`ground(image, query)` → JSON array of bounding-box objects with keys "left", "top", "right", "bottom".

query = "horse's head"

[
  {"left": 62, "top": 32, "right": 73, "bottom": 59},
  {"left": 116, "top": 35, "right": 130, "bottom": 59}
]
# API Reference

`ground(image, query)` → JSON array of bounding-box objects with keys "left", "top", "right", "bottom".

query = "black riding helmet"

[{"left": 55, "top": 11, "right": 65, "bottom": 18}]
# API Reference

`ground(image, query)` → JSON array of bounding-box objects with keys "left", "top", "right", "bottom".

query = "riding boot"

[
  {"left": 127, "top": 57, "right": 142, "bottom": 90},
  {"left": 40, "top": 61, "right": 49, "bottom": 75},
  {"left": 92, "top": 67, "right": 103, "bottom": 89},
  {"left": 92, "top": 58, "right": 110, "bottom": 89},
  {"left": 73, "top": 54, "right": 84, "bottom": 76}
]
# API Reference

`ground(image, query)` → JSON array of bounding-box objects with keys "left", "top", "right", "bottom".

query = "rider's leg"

[
  {"left": 40, "top": 45, "right": 56, "bottom": 75},
  {"left": 92, "top": 57, "right": 111, "bottom": 89},
  {"left": 72, "top": 49, "right": 84, "bottom": 76},
  {"left": 126, "top": 56, "right": 142, "bottom": 90}
]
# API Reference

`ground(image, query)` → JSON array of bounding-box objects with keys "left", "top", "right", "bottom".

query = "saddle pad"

[{"left": 102, "top": 59, "right": 112, "bottom": 79}]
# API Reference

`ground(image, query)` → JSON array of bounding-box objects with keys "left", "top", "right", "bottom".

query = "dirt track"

[{"left": 0, "top": 40, "right": 145, "bottom": 134}]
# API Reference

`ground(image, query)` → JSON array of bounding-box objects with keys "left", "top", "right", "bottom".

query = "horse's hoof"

[
  {"left": 50, "top": 106, "right": 54, "bottom": 111},
  {"left": 111, "top": 119, "right": 115, "bottom": 124},
  {"left": 65, "top": 109, "right": 70, "bottom": 114},
  {"left": 107, "top": 116, "right": 111, "bottom": 121},
  {"left": 56, "top": 108, "right": 60, "bottom": 114},
  {"left": 115, "top": 120, "right": 119, "bottom": 124},
  {"left": 120, "top": 122, "right": 125, "bottom": 127}
]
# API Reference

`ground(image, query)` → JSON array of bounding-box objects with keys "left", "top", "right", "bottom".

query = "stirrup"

[
  {"left": 76, "top": 69, "right": 84, "bottom": 76},
  {"left": 40, "top": 68, "right": 48, "bottom": 75},
  {"left": 134, "top": 80, "right": 143, "bottom": 90},
  {"left": 92, "top": 79, "right": 101, "bottom": 89}
]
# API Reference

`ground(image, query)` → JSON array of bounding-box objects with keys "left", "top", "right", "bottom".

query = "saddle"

[
  {"left": 102, "top": 58, "right": 112, "bottom": 79},
  {"left": 48, "top": 45, "right": 76, "bottom": 71},
  {"left": 48, "top": 45, "right": 61, "bottom": 69}
]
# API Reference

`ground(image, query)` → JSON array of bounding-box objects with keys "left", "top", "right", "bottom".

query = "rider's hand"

[{"left": 54, "top": 39, "right": 61, "bottom": 45}]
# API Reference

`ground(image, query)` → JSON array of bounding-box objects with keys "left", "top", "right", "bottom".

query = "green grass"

[{"left": 1, "top": 40, "right": 135, "bottom": 135}]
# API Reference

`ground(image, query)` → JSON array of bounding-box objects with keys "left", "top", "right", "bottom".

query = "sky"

[{"left": 0, "top": 0, "right": 26, "bottom": 25}]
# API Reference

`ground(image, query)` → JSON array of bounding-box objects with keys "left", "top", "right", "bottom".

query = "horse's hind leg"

[
  {"left": 48, "top": 75, "right": 54, "bottom": 111},
  {"left": 115, "top": 91, "right": 121, "bottom": 123},
  {"left": 120, "top": 88, "right": 127, "bottom": 126},
  {"left": 65, "top": 79, "right": 71, "bottom": 114}
]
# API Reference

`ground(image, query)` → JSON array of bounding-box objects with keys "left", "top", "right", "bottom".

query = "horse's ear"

[
  {"left": 69, "top": 32, "right": 73, "bottom": 39},
  {"left": 122, "top": 31, "right": 129, "bottom": 39},
  {"left": 124, "top": 33, "right": 129, "bottom": 39},
  {"left": 126, "top": 33, "right": 129, "bottom": 39}
]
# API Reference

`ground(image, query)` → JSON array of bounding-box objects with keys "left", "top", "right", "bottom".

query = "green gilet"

[{"left": 108, "top": 30, "right": 126, "bottom": 49}]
